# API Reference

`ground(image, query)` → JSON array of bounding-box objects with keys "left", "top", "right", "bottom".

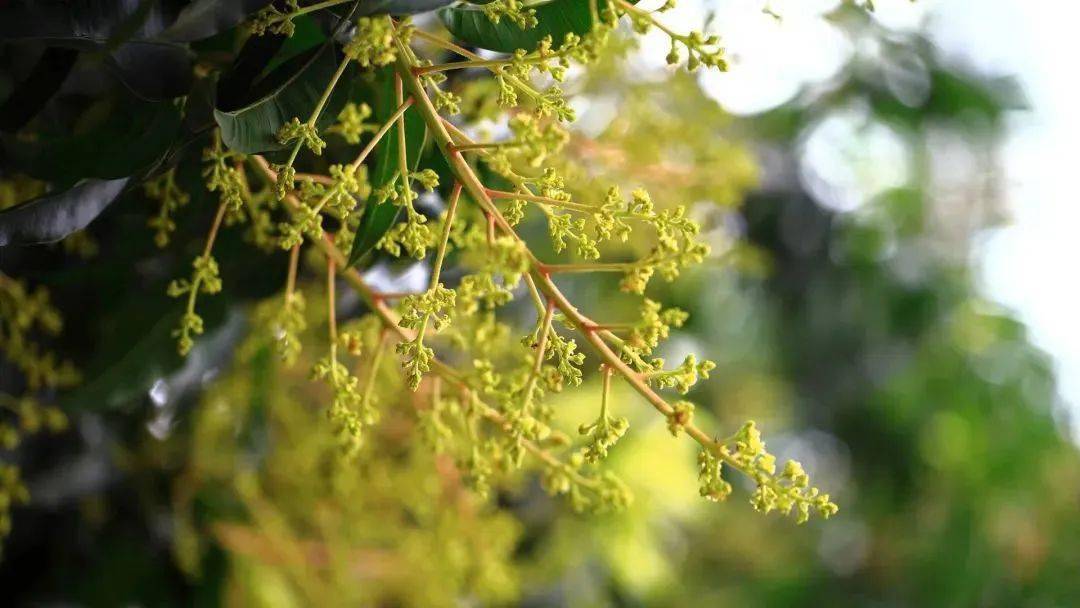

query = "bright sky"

[
  {"left": 644, "top": 0, "right": 1080, "bottom": 437},
  {"left": 964, "top": 2, "right": 1080, "bottom": 441},
  {"left": 877, "top": 0, "right": 1080, "bottom": 441}
]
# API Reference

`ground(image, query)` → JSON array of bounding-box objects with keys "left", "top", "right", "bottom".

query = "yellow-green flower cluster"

[
  {"left": 344, "top": 16, "right": 402, "bottom": 68},
  {"left": 167, "top": 254, "right": 222, "bottom": 356},
  {"left": 666, "top": 400, "right": 695, "bottom": 436},
  {"left": 494, "top": 67, "right": 574, "bottom": 122},
  {"left": 417, "top": 391, "right": 458, "bottom": 454},
  {"left": 0, "top": 395, "right": 68, "bottom": 451},
  {"left": 248, "top": 0, "right": 300, "bottom": 37},
  {"left": 374, "top": 170, "right": 441, "bottom": 259},
  {"left": 541, "top": 453, "right": 633, "bottom": 514},
  {"left": 277, "top": 117, "right": 326, "bottom": 157},
  {"left": 398, "top": 285, "right": 456, "bottom": 335},
  {"left": 203, "top": 137, "right": 245, "bottom": 213},
  {"left": 312, "top": 354, "right": 378, "bottom": 456},
  {"left": 144, "top": 169, "right": 190, "bottom": 248},
  {"left": 0, "top": 277, "right": 74, "bottom": 554},
  {"left": 330, "top": 102, "right": 376, "bottom": 145},
  {"left": 620, "top": 298, "right": 689, "bottom": 371},
  {"left": 719, "top": 421, "right": 840, "bottom": 523},
  {"left": 623, "top": 0, "right": 728, "bottom": 71},
  {"left": 0, "top": 276, "right": 80, "bottom": 391},
  {"left": 697, "top": 447, "right": 733, "bottom": 502},
  {"left": 649, "top": 353, "right": 716, "bottom": 394},
  {"left": 613, "top": 191, "right": 709, "bottom": 294},
  {"left": 511, "top": 113, "right": 569, "bottom": 168},
  {"left": 544, "top": 332, "right": 586, "bottom": 391},
  {"left": 276, "top": 164, "right": 366, "bottom": 249},
  {"left": 457, "top": 233, "right": 529, "bottom": 313},
  {"left": 480, "top": 0, "right": 538, "bottom": 29},
  {"left": 396, "top": 285, "right": 456, "bottom": 389},
  {"left": 579, "top": 411, "right": 628, "bottom": 463},
  {"left": 322, "top": 164, "right": 368, "bottom": 217},
  {"left": 135, "top": 4, "right": 838, "bottom": 528}
]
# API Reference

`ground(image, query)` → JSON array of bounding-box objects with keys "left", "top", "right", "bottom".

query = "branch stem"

[
  {"left": 285, "top": 243, "right": 301, "bottom": 299},
  {"left": 360, "top": 331, "right": 388, "bottom": 409},
  {"left": 351, "top": 98, "right": 414, "bottom": 171},
  {"left": 543, "top": 262, "right": 633, "bottom": 273},
  {"left": 388, "top": 34, "right": 747, "bottom": 472},
  {"left": 186, "top": 202, "right": 228, "bottom": 317},
  {"left": 327, "top": 240, "right": 338, "bottom": 361},
  {"left": 429, "top": 182, "right": 462, "bottom": 290},
  {"left": 251, "top": 155, "right": 598, "bottom": 489},
  {"left": 290, "top": 0, "right": 353, "bottom": 18}
]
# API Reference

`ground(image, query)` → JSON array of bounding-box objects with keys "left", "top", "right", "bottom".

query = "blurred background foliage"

[{"left": 1, "top": 3, "right": 1078, "bottom": 607}]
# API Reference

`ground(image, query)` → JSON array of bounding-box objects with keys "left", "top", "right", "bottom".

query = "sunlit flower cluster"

[{"left": 152, "top": 2, "right": 837, "bottom": 522}]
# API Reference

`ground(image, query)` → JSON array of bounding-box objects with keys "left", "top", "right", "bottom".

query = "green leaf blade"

[
  {"left": 0, "top": 178, "right": 129, "bottom": 246},
  {"left": 346, "top": 71, "right": 427, "bottom": 267},
  {"left": 4, "top": 98, "right": 182, "bottom": 183},
  {"left": 439, "top": 0, "right": 603, "bottom": 53},
  {"left": 214, "top": 43, "right": 354, "bottom": 155}
]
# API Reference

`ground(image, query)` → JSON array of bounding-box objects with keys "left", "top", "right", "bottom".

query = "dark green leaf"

[
  {"left": 263, "top": 15, "right": 328, "bottom": 74},
  {"left": 3, "top": 97, "right": 182, "bottom": 183},
  {"left": 347, "top": 71, "right": 427, "bottom": 266},
  {"left": 0, "top": 0, "right": 256, "bottom": 101},
  {"left": 105, "top": 40, "right": 194, "bottom": 100},
  {"left": 0, "top": 38, "right": 194, "bottom": 102},
  {"left": 159, "top": 0, "right": 274, "bottom": 42},
  {"left": 0, "top": 47, "right": 79, "bottom": 131},
  {"left": 64, "top": 304, "right": 242, "bottom": 412},
  {"left": 0, "top": 0, "right": 154, "bottom": 43},
  {"left": 0, "top": 0, "right": 270, "bottom": 43},
  {"left": 216, "top": 30, "right": 287, "bottom": 110},
  {"left": 355, "top": 0, "right": 456, "bottom": 16},
  {"left": 439, "top": 0, "right": 607, "bottom": 53},
  {"left": 0, "top": 178, "right": 128, "bottom": 246},
  {"left": 214, "top": 43, "right": 355, "bottom": 154}
]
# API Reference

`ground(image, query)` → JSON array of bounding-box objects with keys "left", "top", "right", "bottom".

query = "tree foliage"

[{"left": 1, "top": 1, "right": 1076, "bottom": 606}]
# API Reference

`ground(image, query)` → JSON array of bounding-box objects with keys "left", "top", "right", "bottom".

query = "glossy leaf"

[
  {"left": 263, "top": 14, "right": 329, "bottom": 74},
  {"left": 159, "top": 0, "right": 274, "bottom": 42},
  {"left": 0, "top": 0, "right": 155, "bottom": 43},
  {"left": 354, "top": 0, "right": 456, "bottom": 16},
  {"left": 65, "top": 304, "right": 241, "bottom": 412},
  {"left": 0, "top": 0, "right": 267, "bottom": 101},
  {"left": 347, "top": 73, "right": 428, "bottom": 266},
  {"left": 0, "top": 178, "right": 129, "bottom": 246},
  {"left": 0, "top": 48, "right": 79, "bottom": 131},
  {"left": 0, "top": 0, "right": 270, "bottom": 43},
  {"left": 214, "top": 43, "right": 355, "bottom": 154},
  {"left": 439, "top": 0, "right": 607, "bottom": 53},
  {"left": 106, "top": 41, "right": 195, "bottom": 100},
  {"left": 216, "top": 29, "right": 288, "bottom": 110},
  {"left": 0, "top": 37, "right": 194, "bottom": 102},
  {"left": 3, "top": 97, "right": 182, "bottom": 183}
]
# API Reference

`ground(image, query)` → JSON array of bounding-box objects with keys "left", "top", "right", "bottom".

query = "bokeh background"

[{"left": 2, "top": 0, "right": 1080, "bottom": 605}]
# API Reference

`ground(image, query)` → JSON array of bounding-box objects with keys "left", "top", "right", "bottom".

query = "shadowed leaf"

[
  {"left": 3, "top": 97, "right": 182, "bottom": 183},
  {"left": 439, "top": 0, "right": 607, "bottom": 53},
  {"left": 0, "top": 0, "right": 271, "bottom": 43},
  {"left": 347, "top": 71, "right": 427, "bottom": 266},
  {"left": 355, "top": 0, "right": 456, "bottom": 16},
  {"left": 0, "top": 48, "right": 79, "bottom": 132},
  {"left": 160, "top": 0, "right": 274, "bottom": 42},
  {"left": 0, "top": 178, "right": 129, "bottom": 246},
  {"left": 105, "top": 40, "right": 194, "bottom": 100},
  {"left": 214, "top": 43, "right": 355, "bottom": 154}
]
